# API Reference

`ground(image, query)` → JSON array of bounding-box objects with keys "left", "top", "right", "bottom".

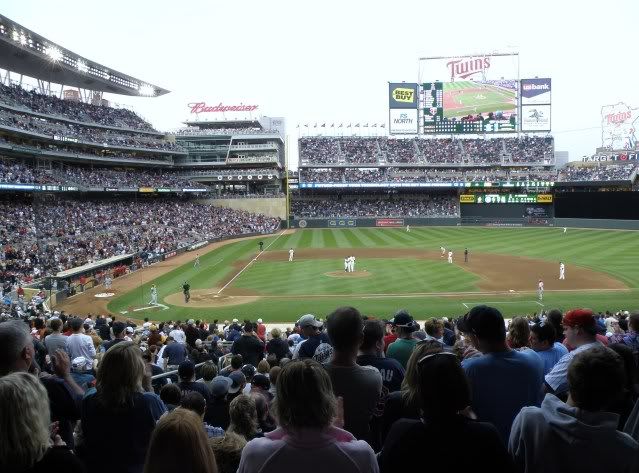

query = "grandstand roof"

[{"left": 0, "top": 14, "right": 169, "bottom": 97}]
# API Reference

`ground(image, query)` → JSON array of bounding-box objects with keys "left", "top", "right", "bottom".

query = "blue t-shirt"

[
  {"left": 81, "top": 391, "right": 166, "bottom": 473},
  {"left": 462, "top": 348, "right": 544, "bottom": 444},
  {"left": 357, "top": 354, "right": 405, "bottom": 393},
  {"left": 535, "top": 342, "right": 569, "bottom": 375},
  {"left": 162, "top": 342, "right": 188, "bottom": 366},
  {"left": 297, "top": 332, "right": 330, "bottom": 359}
]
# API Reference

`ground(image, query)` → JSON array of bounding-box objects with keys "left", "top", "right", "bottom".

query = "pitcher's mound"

[
  {"left": 164, "top": 289, "right": 260, "bottom": 308},
  {"left": 324, "top": 271, "right": 371, "bottom": 278}
]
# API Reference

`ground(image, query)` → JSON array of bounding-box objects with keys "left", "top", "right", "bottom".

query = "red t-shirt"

[
  {"left": 383, "top": 333, "right": 398, "bottom": 352},
  {"left": 256, "top": 323, "right": 266, "bottom": 341}
]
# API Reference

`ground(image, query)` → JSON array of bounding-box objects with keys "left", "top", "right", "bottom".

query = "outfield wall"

[
  {"left": 290, "top": 217, "right": 460, "bottom": 228},
  {"left": 200, "top": 198, "right": 286, "bottom": 219},
  {"left": 555, "top": 218, "right": 639, "bottom": 230}
]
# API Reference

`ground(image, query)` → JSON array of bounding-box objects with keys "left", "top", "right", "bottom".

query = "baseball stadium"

[{"left": 0, "top": 6, "right": 638, "bottom": 472}]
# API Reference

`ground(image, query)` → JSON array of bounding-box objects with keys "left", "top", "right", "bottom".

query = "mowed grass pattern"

[{"left": 108, "top": 227, "right": 639, "bottom": 321}]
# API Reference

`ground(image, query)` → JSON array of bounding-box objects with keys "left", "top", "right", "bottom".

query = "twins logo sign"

[{"left": 389, "top": 109, "right": 418, "bottom": 134}]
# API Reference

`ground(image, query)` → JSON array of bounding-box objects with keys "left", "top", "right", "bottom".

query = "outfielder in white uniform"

[
  {"left": 441, "top": 246, "right": 446, "bottom": 258},
  {"left": 289, "top": 248, "right": 294, "bottom": 262},
  {"left": 563, "top": 227, "right": 567, "bottom": 234},
  {"left": 538, "top": 279, "right": 544, "bottom": 301},
  {"left": 559, "top": 262, "right": 565, "bottom": 280},
  {"left": 447, "top": 251, "right": 453, "bottom": 264},
  {"left": 347, "top": 256, "right": 354, "bottom": 272},
  {"left": 351, "top": 256, "right": 356, "bottom": 272},
  {"left": 194, "top": 254, "right": 200, "bottom": 268},
  {"left": 344, "top": 257, "right": 349, "bottom": 272},
  {"left": 149, "top": 284, "right": 158, "bottom": 305},
  {"left": 406, "top": 225, "right": 410, "bottom": 232}
]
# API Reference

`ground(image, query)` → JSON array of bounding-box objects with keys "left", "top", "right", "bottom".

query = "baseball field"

[
  {"left": 58, "top": 227, "right": 639, "bottom": 323},
  {"left": 443, "top": 81, "right": 517, "bottom": 118}
]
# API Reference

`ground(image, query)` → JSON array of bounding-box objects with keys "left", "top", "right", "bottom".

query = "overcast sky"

[{"left": 4, "top": 0, "right": 638, "bottom": 166}]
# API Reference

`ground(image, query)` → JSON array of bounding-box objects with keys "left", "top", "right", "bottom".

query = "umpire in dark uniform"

[{"left": 464, "top": 248, "right": 469, "bottom": 263}]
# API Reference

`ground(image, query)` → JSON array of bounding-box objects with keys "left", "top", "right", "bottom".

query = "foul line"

[{"left": 217, "top": 232, "right": 286, "bottom": 295}]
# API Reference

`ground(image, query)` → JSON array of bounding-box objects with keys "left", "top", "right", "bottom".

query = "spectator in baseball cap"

[
  {"left": 545, "top": 309, "right": 602, "bottom": 398},
  {"left": 205, "top": 376, "right": 232, "bottom": 431},
  {"left": 295, "top": 314, "right": 330, "bottom": 360},
  {"left": 386, "top": 310, "right": 417, "bottom": 368},
  {"left": 379, "top": 350, "right": 512, "bottom": 473},
  {"left": 227, "top": 371, "right": 246, "bottom": 402},
  {"left": 459, "top": 305, "right": 544, "bottom": 443}
]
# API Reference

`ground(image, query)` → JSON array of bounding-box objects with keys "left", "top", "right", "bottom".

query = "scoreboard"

[
  {"left": 421, "top": 81, "right": 517, "bottom": 134},
  {"left": 460, "top": 194, "right": 553, "bottom": 204}
]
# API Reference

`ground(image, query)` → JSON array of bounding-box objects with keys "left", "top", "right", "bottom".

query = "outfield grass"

[{"left": 108, "top": 227, "right": 639, "bottom": 322}]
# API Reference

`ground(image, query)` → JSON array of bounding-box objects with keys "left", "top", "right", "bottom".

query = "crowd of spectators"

[
  {"left": 0, "top": 305, "right": 636, "bottom": 473},
  {"left": 291, "top": 196, "right": 459, "bottom": 218},
  {"left": 299, "top": 136, "right": 555, "bottom": 165},
  {"left": 0, "top": 108, "right": 182, "bottom": 152},
  {"left": 0, "top": 83, "right": 156, "bottom": 131},
  {"left": 0, "top": 198, "right": 280, "bottom": 283},
  {"left": 175, "top": 127, "right": 278, "bottom": 136},
  {"left": 558, "top": 163, "right": 638, "bottom": 182},
  {"left": 299, "top": 167, "right": 558, "bottom": 183}
]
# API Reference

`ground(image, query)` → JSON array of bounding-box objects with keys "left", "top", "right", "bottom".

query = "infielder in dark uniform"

[
  {"left": 464, "top": 248, "right": 469, "bottom": 263},
  {"left": 259, "top": 241, "right": 264, "bottom": 252},
  {"left": 183, "top": 281, "right": 190, "bottom": 303}
]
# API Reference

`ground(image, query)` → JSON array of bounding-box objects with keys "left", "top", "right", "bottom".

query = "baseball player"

[
  {"left": 447, "top": 251, "right": 453, "bottom": 264},
  {"left": 464, "top": 248, "right": 468, "bottom": 263},
  {"left": 559, "top": 262, "right": 565, "bottom": 280},
  {"left": 563, "top": 227, "right": 567, "bottom": 234},
  {"left": 259, "top": 241, "right": 264, "bottom": 252},
  {"left": 289, "top": 248, "right": 294, "bottom": 262},
  {"left": 406, "top": 225, "right": 410, "bottom": 232},
  {"left": 347, "top": 256, "right": 353, "bottom": 272},
  {"left": 104, "top": 275, "right": 112, "bottom": 289},
  {"left": 344, "top": 257, "right": 349, "bottom": 272},
  {"left": 440, "top": 246, "right": 446, "bottom": 258},
  {"left": 194, "top": 254, "right": 200, "bottom": 268},
  {"left": 183, "top": 281, "right": 191, "bottom": 303},
  {"left": 149, "top": 284, "right": 158, "bottom": 305},
  {"left": 538, "top": 279, "right": 544, "bottom": 301},
  {"left": 351, "top": 256, "right": 356, "bottom": 272}
]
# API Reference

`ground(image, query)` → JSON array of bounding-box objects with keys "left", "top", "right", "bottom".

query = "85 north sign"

[{"left": 389, "top": 109, "right": 418, "bottom": 134}]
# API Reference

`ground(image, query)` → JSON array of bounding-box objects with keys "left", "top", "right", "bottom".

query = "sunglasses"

[{"left": 417, "top": 351, "right": 457, "bottom": 366}]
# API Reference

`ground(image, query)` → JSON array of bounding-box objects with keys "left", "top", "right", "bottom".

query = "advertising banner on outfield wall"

[
  {"left": 328, "top": 219, "right": 357, "bottom": 227},
  {"left": 520, "top": 78, "right": 552, "bottom": 105},
  {"left": 376, "top": 218, "right": 405, "bottom": 227},
  {"left": 389, "top": 109, "right": 418, "bottom": 134},
  {"left": 582, "top": 153, "right": 638, "bottom": 162},
  {"left": 521, "top": 105, "right": 551, "bottom": 132},
  {"left": 389, "top": 83, "right": 419, "bottom": 109}
]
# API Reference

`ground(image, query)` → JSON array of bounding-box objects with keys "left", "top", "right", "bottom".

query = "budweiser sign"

[
  {"left": 446, "top": 57, "right": 491, "bottom": 80},
  {"left": 188, "top": 102, "right": 259, "bottom": 114}
]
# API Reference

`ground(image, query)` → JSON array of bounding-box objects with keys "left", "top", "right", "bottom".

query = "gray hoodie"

[{"left": 509, "top": 393, "right": 638, "bottom": 473}]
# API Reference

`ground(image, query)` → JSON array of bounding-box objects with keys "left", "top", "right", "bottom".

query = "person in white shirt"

[
  {"left": 447, "top": 251, "right": 453, "bottom": 264},
  {"left": 66, "top": 318, "right": 96, "bottom": 371},
  {"left": 559, "top": 262, "right": 565, "bottom": 280},
  {"left": 288, "top": 248, "right": 294, "bottom": 262},
  {"left": 538, "top": 280, "right": 544, "bottom": 301},
  {"left": 169, "top": 325, "right": 186, "bottom": 344}
]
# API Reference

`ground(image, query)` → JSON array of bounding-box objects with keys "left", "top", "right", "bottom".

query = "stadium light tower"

[{"left": 45, "top": 45, "right": 62, "bottom": 62}]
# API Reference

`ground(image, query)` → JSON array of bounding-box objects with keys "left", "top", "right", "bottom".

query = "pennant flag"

[
  {"left": 314, "top": 123, "right": 317, "bottom": 128},
  {"left": 355, "top": 123, "right": 360, "bottom": 127},
  {"left": 372, "top": 124, "right": 377, "bottom": 128},
  {"left": 304, "top": 124, "right": 309, "bottom": 128},
  {"left": 380, "top": 124, "right": 386, "bottom": 128},
  {"left": 364, "top": 123, "right": 369, "bottom": 127},
  {"left": 321, "top": 123, "right": 326, "bottom": 127},
  {"left": 330, "top": 123, "right": 335, "bottom": 127},
  {"left": 296, "top": 124, "right": 300, "bottom": 128},
  {"left": 338, "top": 123, "right": 343, "bottom": 128},
  {"left": 347, "top": 124, "right": 352, "bottom": 128}
]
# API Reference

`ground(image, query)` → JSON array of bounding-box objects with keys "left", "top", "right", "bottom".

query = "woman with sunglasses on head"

[{"left": 378, "top": 350, "right": 514, "bottom": 472}]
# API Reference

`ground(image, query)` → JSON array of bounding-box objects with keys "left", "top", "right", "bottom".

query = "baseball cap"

[
  {"left": 195, "top": 339, "right": 203, "bottom": 347},
  {"left": 211, "top": 376, "right": 232, "bottom": 397},
  {"left": 252, "top": 373, "right": 270, "bottom": 391},
  {"left": 125, "top": 326, "right": 134, "bottom": 334},
  {"left": 178, "top": 360, "right": 195, "bottom": 380},
  {"left": 112, "top": 321, "right": 126, "bottom": 335},
  {"left": 457, "top": 305, "right": 506, "bottom": 341},
  {"left": 257, "top": 318, "right": 263, "bottom": 324},
  {"left": 187, "top": 319, "right": 195, "bottom": 325},
  {"left": 298, "top": 314, "right": 322, "bottom": 328},
  {"left": 149, "top": 324, "right": 158, "bottom": 331},
  {"left": 391, "top": 310, "right": 415, "bottom": 329},
  {"left": 228, "top": 371, "right": 246, "bottom": 394},
  {"left": 232, "top": 318, "right": 239, "bottom": 323},
  {"left": 562, "top": 309, "right": 596, "bottom": 328},
  {"left": 241, "top": 364, "right": 256, "bottom": 378}
]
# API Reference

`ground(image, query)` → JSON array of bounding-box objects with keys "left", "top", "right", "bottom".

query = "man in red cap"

[{"left": 544, "top": 308, "right": 601, "bottom": 398}]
